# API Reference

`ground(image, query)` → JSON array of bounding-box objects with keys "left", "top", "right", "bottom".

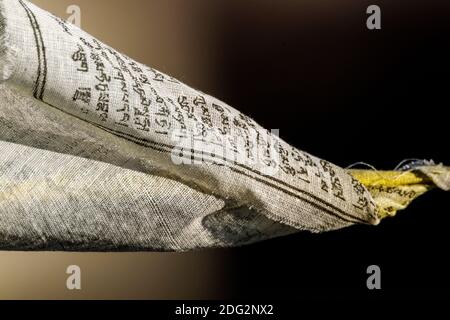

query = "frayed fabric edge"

[
  {"left": 417, "top": 164, "right": 450, "bottom": 191},
  {"left": 348, "top": 164, "right": 449, "bottom": 220}
]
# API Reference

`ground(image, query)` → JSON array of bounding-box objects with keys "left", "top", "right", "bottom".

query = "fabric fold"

[{"left": 0, "top": 0, "right": 447, "bottom": 251}]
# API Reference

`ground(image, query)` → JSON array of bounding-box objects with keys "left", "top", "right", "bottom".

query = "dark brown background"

[{"left": 0, "top": 0, "right": 448, "bottom": 299}]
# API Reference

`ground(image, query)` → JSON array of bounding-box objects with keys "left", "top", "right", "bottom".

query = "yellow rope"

[{"left": 348, "top": 169, "right": 435, "bottom": 219}]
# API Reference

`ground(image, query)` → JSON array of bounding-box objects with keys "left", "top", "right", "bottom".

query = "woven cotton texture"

[{"left": 0, "top": 0, "right": 383, "bottom": 251}]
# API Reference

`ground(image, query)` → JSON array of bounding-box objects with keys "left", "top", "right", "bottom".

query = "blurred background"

[{"left": 0, "top": 0, "right": 449, "bottom": 299}]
